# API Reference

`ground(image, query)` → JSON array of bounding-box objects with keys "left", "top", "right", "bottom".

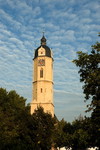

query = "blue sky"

[{"left": 0, "top": 0, "right": 100, "bottom": 122}]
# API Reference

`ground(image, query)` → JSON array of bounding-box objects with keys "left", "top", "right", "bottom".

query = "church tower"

[{"left": 30, "top": 35, "right": 54, "bottom": 117}]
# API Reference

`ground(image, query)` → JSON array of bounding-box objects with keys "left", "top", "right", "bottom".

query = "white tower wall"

[{"left": 30, "top": 38, "right": 54, "bottom": 117}]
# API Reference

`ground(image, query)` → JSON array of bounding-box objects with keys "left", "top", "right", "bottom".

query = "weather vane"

[{"left": 42, "top": 28, "right": 45, "bottom": 36}]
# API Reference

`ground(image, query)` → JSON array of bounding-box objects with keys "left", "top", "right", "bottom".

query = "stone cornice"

[{"left": 33, "top": 80, "right": 54, "bottom": 84}]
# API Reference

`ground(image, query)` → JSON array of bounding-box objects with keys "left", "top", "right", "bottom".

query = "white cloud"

[{"left": 0, "top": 9, "right": 22, "bottom": 30}]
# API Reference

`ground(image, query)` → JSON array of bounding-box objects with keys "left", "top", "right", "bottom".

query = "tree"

[
  {"left": 62, "top": 116, "right": 90, "bottom": 150},
  {"left": 0, "top": 88, "right": 57, "bottom": 150},
  {"left": 71, "top": 117, "right": 90, "bottom": 150},
  {"left": 73, "top": 39, "right": 100, "bottom": 111},
  {"left": 73, "top": 35, "right": 100, "bottom": 149},
  {"left": 63, "top": 121, "right": 74, "bottom": 149},
  {"left": 53, "top": 119, "right": 68, "bottom": 149},
  {"left": 31, "top": 107, "right": 55, "bottom": 150},
  {"left": 0, "top": 88, "right": 35, "bottom": 150},
  {"left": 90, "top": 106, "right": 100, "bottom": 149}
]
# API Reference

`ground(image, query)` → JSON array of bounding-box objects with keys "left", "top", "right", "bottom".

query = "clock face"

[{"left": 38, "top": 59, "right": 45, "bottom": 66}]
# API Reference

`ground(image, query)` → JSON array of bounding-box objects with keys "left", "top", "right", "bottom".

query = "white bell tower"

[{"left": 30, "top": 35, "right": 54, "bottom": 117}]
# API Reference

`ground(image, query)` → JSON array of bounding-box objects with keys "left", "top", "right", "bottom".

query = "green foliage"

[
  {"left": 0, "top": 88, "right": 56, "bottom": 149},
  {"left": 90, "top": 106, "right": 100, "bottom": 148},
  {"left": 0, "top": 88, "right": 34, "bottom": 150},
  {"left": 64, "top": 117, "right": 89, "bottom": 149},
  {"left": 73, "top": 35, "right": 100, "bottom": 149},
  {"left": 54, "top": 117, "right": 91, "bottom": 150},
  {"left": 71, "top": 117, "right": 90, "bottom": 150},
  {"left": 53, "top": 119, "right": 68, "bottom": 148},
  {"left": 32, "top": 107, "right": 55, "bottom": 150},
  {"left": 73, "top": 40, "right": 100, "bottom": 111}
]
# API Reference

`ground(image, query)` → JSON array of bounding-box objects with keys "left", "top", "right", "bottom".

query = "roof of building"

[{"left": 34, "top": 36, "right": 52, "bottom": 59}]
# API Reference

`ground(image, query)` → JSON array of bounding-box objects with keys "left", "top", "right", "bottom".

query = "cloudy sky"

[{"left": 0, "top": 0, "right": 100, "bottom": 122}]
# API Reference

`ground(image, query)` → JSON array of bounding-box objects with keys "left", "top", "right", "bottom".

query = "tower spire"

[{"left": 41, "top": 32, "right": 46, "bottom": 46}]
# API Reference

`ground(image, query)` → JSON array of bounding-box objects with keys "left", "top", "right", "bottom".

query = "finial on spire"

[
  {"left": 42, "top": 27, "right": 45, "bottom": 36},
  {"left": 41, "top": 31, "right": 46, "bottom": 46},
  {"left": 42, "top": 31, "right": 44, "bottom": 36}
]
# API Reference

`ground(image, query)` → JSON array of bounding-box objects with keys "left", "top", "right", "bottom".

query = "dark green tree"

[
  {"left": 90, "top": 106, "right": 100, "bottom": 149},
  {"left": 0, "top": 88, "right": 35, "bottom": 150},
  {"left": 31, "top": 107, "right": 55, "bottom": 150},
  {"left": 63, "top": 121, "right": 74, "bottom": 149},
  {"left": 62, "top": 116, "right": 90, "bottom": 150},
  {"left": 73, "top": 41, "right": 100, "bottom": 112},
  {"left": 71, "top": 117, "right": 90, "bottom": 150},
  {"left": 53, "top": 119, "right": 68, "bottom": 149},
  {"left": 73, "top": 35, "right": 100, "bottom": 149},
  {"left": 0, "top": 88, "right": 57, "bottom": 150}
]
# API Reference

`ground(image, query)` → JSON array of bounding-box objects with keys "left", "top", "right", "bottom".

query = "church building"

[{"left": 30, "top": 35, "right": 54, "bottom": 117}]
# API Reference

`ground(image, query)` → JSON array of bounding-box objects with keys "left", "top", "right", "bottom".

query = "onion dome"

[{"left": 41, "top": 35, "right": 46, "bottom": 45}]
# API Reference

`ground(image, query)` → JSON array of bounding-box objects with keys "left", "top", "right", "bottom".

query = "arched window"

[{"left": 40, "top": 68, "right": 43, "bottom": 78}]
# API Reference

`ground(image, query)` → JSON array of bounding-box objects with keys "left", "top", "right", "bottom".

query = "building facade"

[{"left": 30, "top": 35, "right": 54, "bottom": 117}]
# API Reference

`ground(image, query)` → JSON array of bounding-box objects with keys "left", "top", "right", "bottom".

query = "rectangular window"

[
  {"left": 41, "top": 88, "right": 43, "bottom": 93},
  {"left": 40, "top": 68, "right": 43, "bottom": 78}
]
